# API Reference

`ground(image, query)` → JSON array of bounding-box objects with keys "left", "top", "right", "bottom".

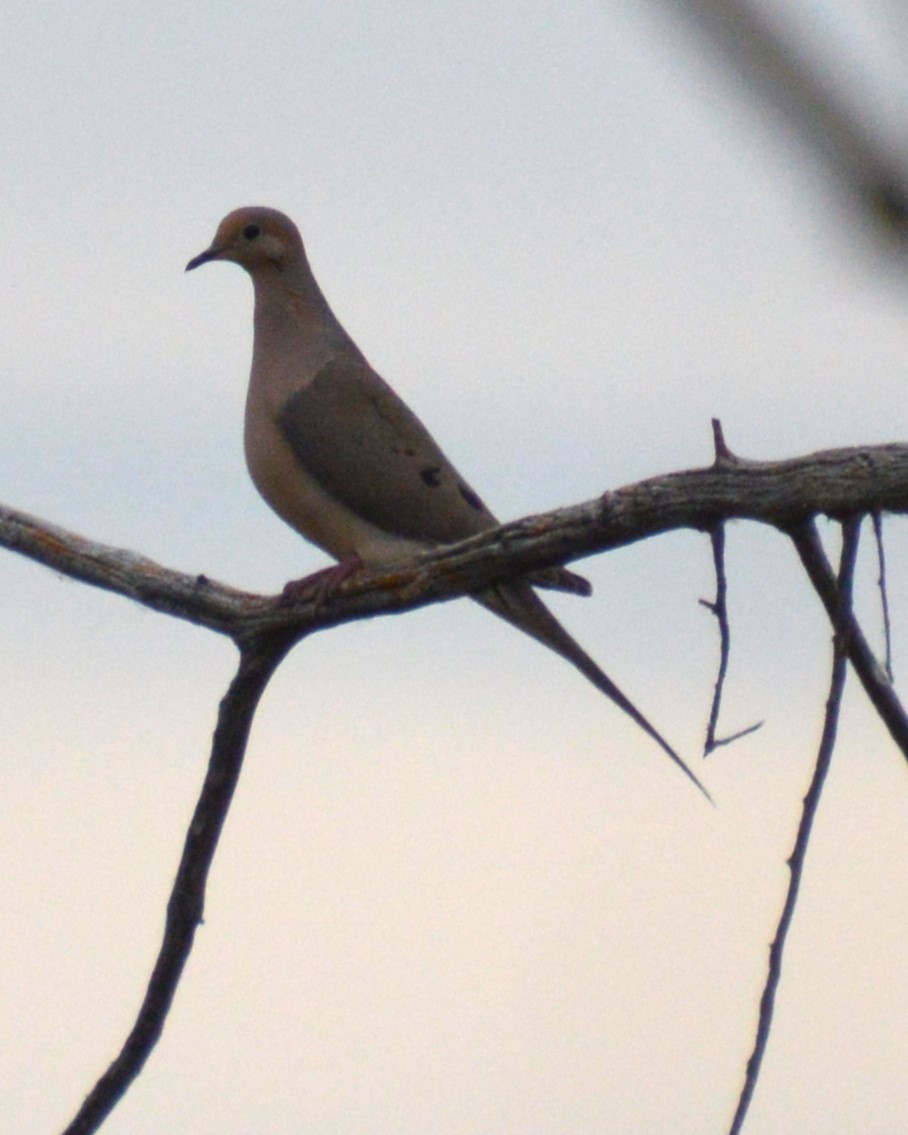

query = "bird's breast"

[{"left": 243, "top": 387, "right": 427, "bottom": 566}]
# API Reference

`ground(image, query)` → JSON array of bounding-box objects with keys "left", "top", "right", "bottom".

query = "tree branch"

[
  {"left": 728, "top": 517, "right": 859, "bottom": 1134},
  {"left": 790, "top": 520, "right": 908, "bottom": 758},
  {"left": 701, "top": 522, "right": 763, "bottom": 753},
  {"left": 3, "top": 442, "right": 908, "bottom": 648},
  {"left": 873, "top": 510, "right": 894, "bottom": 681},
  {"left": 5, "top": 438, "right": 908, "bottom": 1134},
  {"left": 60, "top": 642, "right": 290, "bottom": 1135}
]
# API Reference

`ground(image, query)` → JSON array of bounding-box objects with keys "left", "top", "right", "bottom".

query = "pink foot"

[{"left": 279, "top": 555, "right": 364, "bottom": 609}]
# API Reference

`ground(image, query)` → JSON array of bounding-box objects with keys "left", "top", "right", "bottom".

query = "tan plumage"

[{"left": 187, "top": 206, "right": 707, "bottom": 796}]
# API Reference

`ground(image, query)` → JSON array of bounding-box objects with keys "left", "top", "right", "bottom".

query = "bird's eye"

[{"left": 243, "top": 224, "right": 261, "bottom": 240}]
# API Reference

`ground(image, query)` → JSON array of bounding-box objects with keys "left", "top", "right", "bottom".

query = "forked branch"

[{"left": 4, "top": 437, "right": 908, "bottom": 1135}]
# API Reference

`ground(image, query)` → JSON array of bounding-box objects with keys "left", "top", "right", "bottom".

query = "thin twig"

[
  {"left": 791, "top": 520, "right": 908, "bottom": 760},
  {"left": 700, "top": 521, "right": 764, "bottom": 753},
  {"left": 702, "top": 523, "right": 731, "bottom": 752},
  {"left": 60, "top": 640, "right": 290, "bottom": 1135},
  {"left": 728, "top": 517, "right": 860, "bottom": 1134},
  {"left": 873, "top": 510, "right": 894, "bottom": 681},
  {"left": 700, "top": 424, "right": 763, "bottom": 751},
  {"left": 705, "top": 720, "right": 764, "bottom": 750}
]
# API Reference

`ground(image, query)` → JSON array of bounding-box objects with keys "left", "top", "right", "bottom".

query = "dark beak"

[{"left": 185, "top": 246, "right": 222, "bottom": 272}]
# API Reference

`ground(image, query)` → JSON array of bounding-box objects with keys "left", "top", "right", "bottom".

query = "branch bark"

[{"left": 3, "top": 442, "right": 907, "bottom": 648}]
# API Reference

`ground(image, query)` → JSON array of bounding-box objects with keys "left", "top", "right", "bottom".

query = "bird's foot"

[{"left": 278, "top": 555, "right": 364, "bottom": 611}]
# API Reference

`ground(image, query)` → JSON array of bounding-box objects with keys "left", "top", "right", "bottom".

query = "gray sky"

[{"left": 3, "top": 3, "right": 908, "bottom": 1133}]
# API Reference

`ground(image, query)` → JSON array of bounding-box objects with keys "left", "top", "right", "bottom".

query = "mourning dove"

[{"left": 187, "top": 206, "right": 706, "bottom": 796}]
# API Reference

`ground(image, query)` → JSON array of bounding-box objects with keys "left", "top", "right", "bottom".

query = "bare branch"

[
  {"left": 702, "top": 524, "right": 732, "bottom": 752},
  {"left": 791, "top": 519, "right": 908, "bottom": 759},
  {"left": 3, "top": 442, "right": 908, "bottom": 649},
  {"left": 0, "top": 506, "right": 264, "bottom": 633},
  {"left": 698, "top": 422, "right": 765, "bottom": 753},
  {"left": 4, "top": 437, "right": 908, "bottom": 1134},
  {"left": 873, "top": 510, "right": 894, "bottom": 681},
  {"left": 728, "top": 517, "right": 859, "bottom": 1134},
  {"left": 700, "top": 518, "right": 764, "bottom": 753},
  {"left": 60, "top": 642, "right": 289, "bottom": 1135}
]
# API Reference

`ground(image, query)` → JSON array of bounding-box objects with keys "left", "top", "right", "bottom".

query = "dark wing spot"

[
  {"left": 420, "top": 465, "right": 443, "bottom": 488},
  {"left": 458, "top": 483, "right": 485, "bottom": 511}
]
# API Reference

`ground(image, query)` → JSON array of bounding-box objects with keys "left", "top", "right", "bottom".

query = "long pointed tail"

[{"left": 477, "top": 582, "right": 711, "bottom": 801}]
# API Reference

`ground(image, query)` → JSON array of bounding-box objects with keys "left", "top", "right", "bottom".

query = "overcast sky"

[{"left": 3, "top": 3, "right": 908, "bottom": 1134}]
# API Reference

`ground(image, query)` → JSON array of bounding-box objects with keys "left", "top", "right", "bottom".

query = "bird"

[{"left": 186, "top": 206, "right": 707, "bottom": 797}]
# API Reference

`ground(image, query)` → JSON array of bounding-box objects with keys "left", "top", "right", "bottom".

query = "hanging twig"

[
  {"left": 701, "top": 423, "right": 764, "bottom": 752},
  {"left": 702, "top": 523, "right": 732, "bottom": 752},
  {"left": 873, "top": 510, "right": 894, "bottom": 681},
  {"left": 60, "top": 640, "right": 291, "bottom": 1135},
  {"left": 791, "top": 519, "right": 908, "bottom": 760},
  {"left": 701, "top": 522, "right": 763, "bottom": 753},
  {"left": 727, "top": 516, "right": 860, "bottom": 1134}
]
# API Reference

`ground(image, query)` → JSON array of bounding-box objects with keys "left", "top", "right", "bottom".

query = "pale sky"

[{"left": 3, "top": 3, "right": 908, "bottom": 1134}]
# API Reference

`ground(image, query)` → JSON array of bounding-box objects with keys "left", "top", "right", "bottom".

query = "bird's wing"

[{"left": 277, "top": 357, "right": 499, "bottom": 545}]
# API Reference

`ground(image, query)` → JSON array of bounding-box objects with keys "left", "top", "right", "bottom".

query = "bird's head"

[{"left": 186, "top": 206, "right": 304, "bottom": 274}]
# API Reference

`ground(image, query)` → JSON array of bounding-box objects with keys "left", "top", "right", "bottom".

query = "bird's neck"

[{"left": 251, "top": 266, "right": 357, "bottom": 364}]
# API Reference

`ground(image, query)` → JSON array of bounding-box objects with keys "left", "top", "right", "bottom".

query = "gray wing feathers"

[{"left": 277, "top": 358, "right": 498, "bottom": 545}]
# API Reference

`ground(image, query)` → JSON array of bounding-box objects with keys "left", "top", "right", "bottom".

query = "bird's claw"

[{"left": 278, "top": 555, "right": 364, "bottom": 612}]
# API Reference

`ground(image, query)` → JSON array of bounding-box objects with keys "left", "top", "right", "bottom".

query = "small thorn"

[{"left": 711, "top": 418, "right": 738, "bottom": 466}]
